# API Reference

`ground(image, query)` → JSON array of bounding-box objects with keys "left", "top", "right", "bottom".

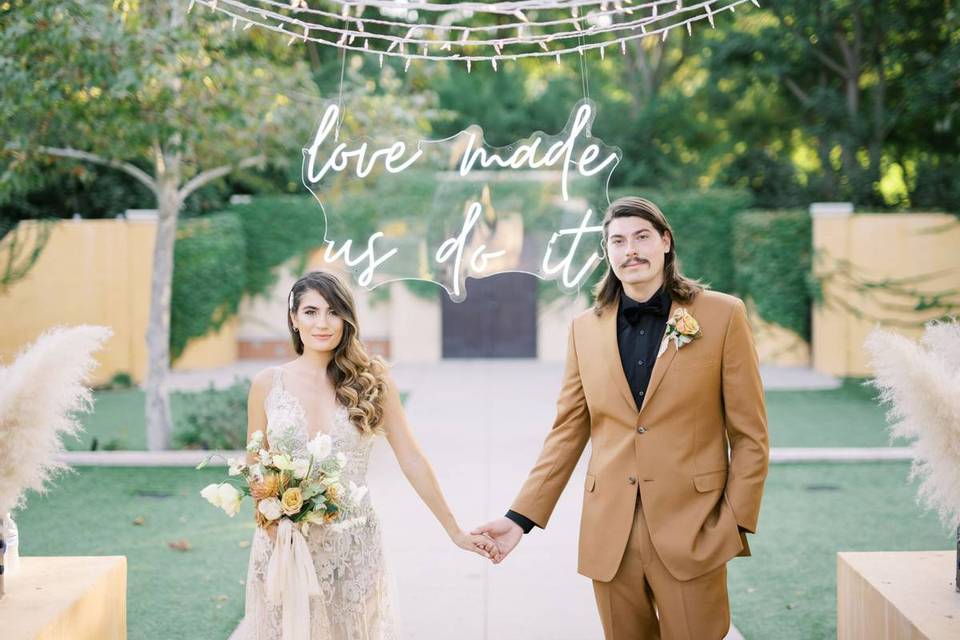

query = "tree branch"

[
  {"left": 783, "top": 76, "right": 813, "bottom": 107},
  {"left": 769, "top": 5, "right": 849, "bottom": 78},
  {"left": 177, "top": 154, "right": 266, "bottom": 202},
  {"left": 38, "top": 146, "right": 157, "bottom": 192}
]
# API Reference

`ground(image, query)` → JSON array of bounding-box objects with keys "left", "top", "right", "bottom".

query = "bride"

[{"left": 236, "top": 270, "right": 496, "bottom": 640}]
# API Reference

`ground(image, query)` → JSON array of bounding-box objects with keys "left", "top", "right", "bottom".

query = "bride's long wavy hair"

[{"left": 287, "top": 271, "right": 387, "bottom": 436}]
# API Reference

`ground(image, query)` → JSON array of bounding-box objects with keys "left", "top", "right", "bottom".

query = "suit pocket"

[
  {"left": 585, "top": 473, "right": 596, "bottom": 492},
  {"left": 693, "top": 470, "right": 727, "bottom": 492}
]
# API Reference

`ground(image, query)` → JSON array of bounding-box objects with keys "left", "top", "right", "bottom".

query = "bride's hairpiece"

[{"left": 288, "top": 290, "right": 295, "bottom": 313}]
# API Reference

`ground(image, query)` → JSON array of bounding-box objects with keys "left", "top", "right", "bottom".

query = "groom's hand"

[{"left": 471, "top": 517, "right": 523, "bottom": 564}]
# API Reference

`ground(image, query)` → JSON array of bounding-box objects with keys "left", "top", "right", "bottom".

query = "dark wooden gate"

[{"left": 441, "top": 272, "right": 537, "bottom": 358}]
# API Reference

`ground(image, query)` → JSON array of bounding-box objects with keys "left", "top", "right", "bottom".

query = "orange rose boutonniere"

[{"left": 658, "top": 308, "right": 702, "bottom": 357}]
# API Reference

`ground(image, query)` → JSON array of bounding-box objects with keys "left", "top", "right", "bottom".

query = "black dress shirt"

[{"left": 505, "top": 286, "right": 672, "bottom": 534}]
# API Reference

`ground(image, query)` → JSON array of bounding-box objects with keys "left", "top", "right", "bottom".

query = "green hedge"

[
  {"left": 733, "top": 210, "right": 813, "bottom": 340},
  {"left": 228, "top": 195, "right": 325, "bottom": 299},
  {"left": 173, "top": 378, "right": 250, "bottom": 450},
  {"left": 170, "top": 196, "right": 324, "bottom": 358},
  {"left": 170, "top": 213, "right": 246, "bottom": 359}
]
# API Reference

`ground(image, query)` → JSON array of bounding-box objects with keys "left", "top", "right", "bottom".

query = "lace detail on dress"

[{"left": 238, "top": 368, "right": 401, "bottom": 640}]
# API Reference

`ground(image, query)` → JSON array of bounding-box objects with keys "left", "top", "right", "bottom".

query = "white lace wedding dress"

[{"left": 235, "top": 368, "right": 401, "bottom": 640}]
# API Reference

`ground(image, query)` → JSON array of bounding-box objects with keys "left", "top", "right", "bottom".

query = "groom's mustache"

[{"left": 621, "top": 258, "right": 649, "bottom": 268}]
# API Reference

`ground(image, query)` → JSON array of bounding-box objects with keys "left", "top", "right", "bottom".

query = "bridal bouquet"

[{"left": 198, "top": 429, "right": 368, "bottom": 536}]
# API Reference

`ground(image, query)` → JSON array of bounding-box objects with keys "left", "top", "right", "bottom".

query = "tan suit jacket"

[{"left": 511, "top": 289, "right": 769, "bottom": 582}]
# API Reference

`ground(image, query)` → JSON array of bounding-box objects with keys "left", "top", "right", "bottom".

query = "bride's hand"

[{"left": 451, "top": 530, "right": 499, "bottom": 560}]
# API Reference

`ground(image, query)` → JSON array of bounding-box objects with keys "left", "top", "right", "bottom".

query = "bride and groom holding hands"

[{"left": 236, "top": 196, "right": 769, "bottom": 640}]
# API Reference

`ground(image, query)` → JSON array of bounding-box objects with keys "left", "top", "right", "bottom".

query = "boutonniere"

[{"left": 658, "top": 308, "right": 702, "bottom": 358}]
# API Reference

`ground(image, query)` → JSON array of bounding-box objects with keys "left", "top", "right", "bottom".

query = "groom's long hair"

[{"left": 592, "top": 196, "right": 707, "bottom": 314}]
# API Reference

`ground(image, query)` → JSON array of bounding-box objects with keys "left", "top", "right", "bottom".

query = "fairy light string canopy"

[
  {"left": 190, "top": 0, "right": 760, "bottom": 69},
  {"left": 185, "top": 1, "right": 760, "bottom": 301}
]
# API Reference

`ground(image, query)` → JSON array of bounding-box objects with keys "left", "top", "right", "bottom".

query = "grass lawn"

[
  {"left": 77, "top": 377, "right": 903, "bottom": 452},
  {"left": 764, "top": 378, "right": 908, "bottom": 448},
  {"left": 729, "top": 461, "right": 952, "bottom": 640},
  {"left": 14, "top": 467, "right": 250, "bottom": 639},
  {"left": 12, "top": 462, "right": 951, "bottom": 640}
]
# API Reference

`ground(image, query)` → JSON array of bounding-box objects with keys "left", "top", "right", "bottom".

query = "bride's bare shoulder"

[{"left": 248, "top": 367, "right": 279, "bottom": 399}]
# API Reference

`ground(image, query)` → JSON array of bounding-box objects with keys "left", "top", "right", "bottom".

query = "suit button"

[
  {"left": 636, "top": 426, "right": 647, "bottom": 433},
  {"left": 628, "top": 476, "right": 637, "bottom": 485}
]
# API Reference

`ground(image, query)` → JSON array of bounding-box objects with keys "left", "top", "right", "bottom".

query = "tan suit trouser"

[{"left": 592, "top": 495, "right": 731, "bottom": 640}]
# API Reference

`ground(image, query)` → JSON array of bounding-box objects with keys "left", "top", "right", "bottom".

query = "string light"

[{"left": 191, "top": 0, "right": 757, "bottom": 64}]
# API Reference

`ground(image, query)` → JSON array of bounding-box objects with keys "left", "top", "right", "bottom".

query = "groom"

[{"left": 474, "top": 197, "right": 769, "bottom": 639}]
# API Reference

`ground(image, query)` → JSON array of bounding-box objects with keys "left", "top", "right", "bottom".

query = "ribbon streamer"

[{"left": 265, "top": 518, "right": 321, "bottom": 640}]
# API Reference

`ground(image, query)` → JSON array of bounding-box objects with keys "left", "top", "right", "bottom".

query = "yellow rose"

[
  {"left": 281, "top": 487, "right": 304, "bottom": 516},
  {"left": 674, "top": 310, "right": 700, "bottom": 336}
]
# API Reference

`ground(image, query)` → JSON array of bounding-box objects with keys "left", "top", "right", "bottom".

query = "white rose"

[
  {"left": 272, "top": 453, "right": 295, "bottom": 471},
  {"left": 258, "top": 497, "right": 283, "bottom": 521},
  {"left": 307, "top": 433, "right": 332, "bottom": 461},
  {"left": 217, "top": 484, "right": 243, "bottom": 517},
  {"left": 258, "top": 449, "right": 272, "bottom": 466},
  {"left": 292, "top": 457, "right": 311, "bottom": 479},
  {"left": 201, "top": 483, "right": 223, "bottom": 507}
]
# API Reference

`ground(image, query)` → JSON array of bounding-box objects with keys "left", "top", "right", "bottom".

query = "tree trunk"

[{"left": 144, "top": 165, "right": 180, "bottom": 451}]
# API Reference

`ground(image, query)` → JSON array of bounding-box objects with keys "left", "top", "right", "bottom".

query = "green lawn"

[
  {"left": 15, "top": 467, "right": 249, "bottom": 639},
  {"left": 765, "top": 378, "right": 909, "bottom": 448},
  {"left": 77, "top": 377, "right": 903, "bottom": 451},
  {"left": 12, "top": 462, "right": 951, "bottom": 640},
  {"left": 729, "top": 461, "right": 951, "bottom": 640},
  {"left": 70, "top": 386, "right": 399, "bottom": 451}
]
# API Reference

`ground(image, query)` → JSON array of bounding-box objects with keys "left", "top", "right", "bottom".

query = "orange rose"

[{"left": 674, "top": 309, "right": 700, "bottom": 336}]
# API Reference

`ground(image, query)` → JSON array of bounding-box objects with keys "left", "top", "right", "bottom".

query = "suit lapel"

[
  {"left": 639, "top": 298, "right": 680, "bottom": 414},
  {"left": 598, "top": 295, "right": 684, "bottom": 416},
  {"left": 598, "top": 304, "right": 639, "bottom": 413}
]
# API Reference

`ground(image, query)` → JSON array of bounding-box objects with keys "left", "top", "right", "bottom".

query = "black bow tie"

[{"left": 622, "top": 290, "right": 669, "bottom": 324}]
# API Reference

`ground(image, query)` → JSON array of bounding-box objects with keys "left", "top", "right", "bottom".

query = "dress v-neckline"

[{"left": 274, "top": 367, "right": 345, "bottom": 441}]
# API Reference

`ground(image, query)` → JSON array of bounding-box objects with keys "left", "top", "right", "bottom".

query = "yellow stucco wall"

[
  {"left": 744, "top": 298, "right": 811, "bottom": 367},
  {"left": 812, "top": 212, "right": 960, "bottom": 377},
  {"left": 0, "top": 218, "right": 237, "bottom": 386}
]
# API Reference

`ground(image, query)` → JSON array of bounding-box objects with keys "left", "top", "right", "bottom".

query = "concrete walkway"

[{"left": 73, "top": 360, "right": 870, "bottom": 638}]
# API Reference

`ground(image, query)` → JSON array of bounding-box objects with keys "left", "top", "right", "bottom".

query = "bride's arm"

[
  {"left": 381, "top": 369, "right": 495, "bottom": 558},
  {"left": 246, "top": 369, "right": 273, "bottom": 465}
]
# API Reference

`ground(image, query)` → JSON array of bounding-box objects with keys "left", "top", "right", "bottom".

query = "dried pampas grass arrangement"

[
  {"left": 0, "top": 325, "right": 111, "bottom": 597},
  {"left": 864, "top": 319, "right": 960, "bottom": 591}
]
